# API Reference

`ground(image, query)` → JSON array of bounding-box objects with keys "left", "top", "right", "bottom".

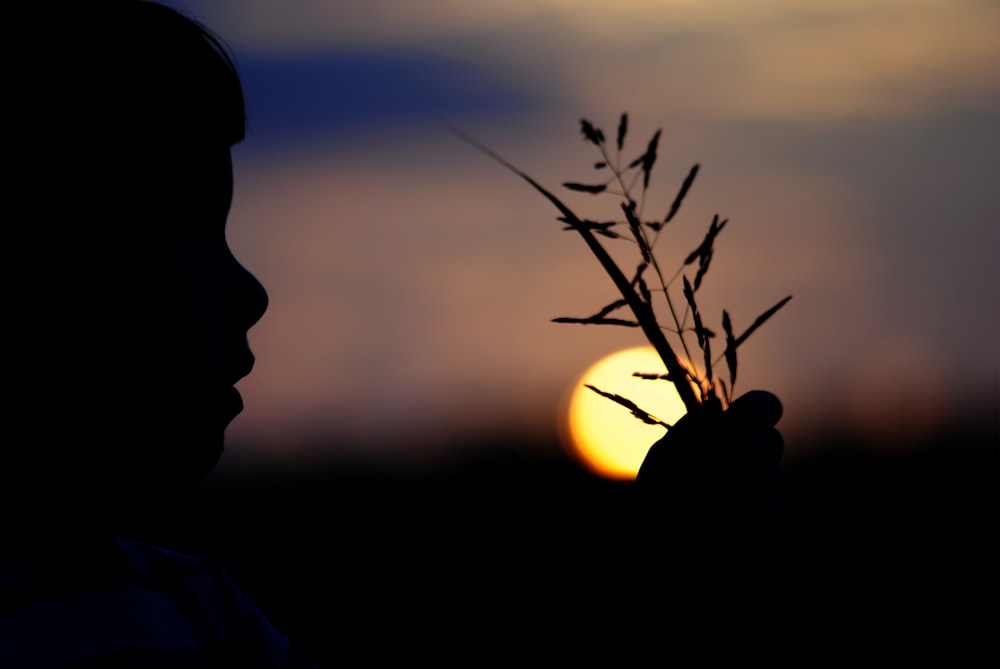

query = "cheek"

[
  {"left": 151, "top": 256, "right": 229, "bottom": 390},
  {"left": 84, "top": 243, "right": 226, "bottom": 395}
]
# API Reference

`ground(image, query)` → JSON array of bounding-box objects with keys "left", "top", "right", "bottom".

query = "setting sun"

[{"left": 560, "top": 346, "right": 689, "bottom": 480}]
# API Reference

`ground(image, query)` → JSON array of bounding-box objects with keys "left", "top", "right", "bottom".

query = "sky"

[{"left": 172, "top": 0, "right": 998, "bottom": 470}]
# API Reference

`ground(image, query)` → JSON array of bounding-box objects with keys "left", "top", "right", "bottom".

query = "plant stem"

[{"left": 445, "top": 124, "right": 702, "bottom": 412}]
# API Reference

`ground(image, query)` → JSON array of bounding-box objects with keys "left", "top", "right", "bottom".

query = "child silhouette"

[{"left": 1, "top": 2, "right": 316, "bottom": 666}]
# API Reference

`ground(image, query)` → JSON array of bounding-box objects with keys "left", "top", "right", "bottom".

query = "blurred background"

[
  {"left": 119, "top": 1, "right": 996, "bottom": 665},
  {"left": 172, "top": 0, "right": 1000, "bottom": 470}
]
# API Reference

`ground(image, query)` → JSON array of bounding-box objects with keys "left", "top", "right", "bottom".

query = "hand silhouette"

[
  {"left": 635, "top": 389, "right": 790, "bottom": 523},
  {"left": 623, "top": 391, "right": 795, "bottom": 666}
]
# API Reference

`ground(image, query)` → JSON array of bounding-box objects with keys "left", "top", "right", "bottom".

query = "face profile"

[
  {"left": 86, "top": 138, "right": 269, "bottom": 490},
  {"left": 4, "top": 1, "right": 265, "bottom": 498},
  {"left": 0, "top": 5, "right": 311, "bottom": 667},
  {"left": 17, "top": 140, "right": 268, "bottom": 495}
]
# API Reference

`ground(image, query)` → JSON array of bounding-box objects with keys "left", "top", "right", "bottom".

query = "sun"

[{"left": 560, "top": 346, "right": 688, "bottom": 480}]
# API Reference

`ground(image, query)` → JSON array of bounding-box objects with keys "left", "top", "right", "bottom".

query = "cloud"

[
  {"left": 184, "top": 0, "right": 1000, "bottom": 125},
  {"left": 235, "top": 50, "right": 552, "bottom": 146}
]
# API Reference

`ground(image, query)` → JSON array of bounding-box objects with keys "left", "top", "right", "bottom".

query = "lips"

[
  {"left": 230, "top": 355, "right": 255, "bottom": 385},
  {"left": 219, "top": 355, "right": 254, "bottom": 425},
  {"left": 223, "top": 385, "right": 244, "bottom": 421}
]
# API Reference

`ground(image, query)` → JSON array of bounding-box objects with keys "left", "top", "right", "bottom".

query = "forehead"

[
  {"left": 162, "top": 140, "right": 232, "bottom": 185},
  {"left": 138, "top": 140, "right": 233, "bottom": 202}
]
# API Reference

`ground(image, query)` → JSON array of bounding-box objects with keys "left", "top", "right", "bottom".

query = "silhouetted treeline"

[{"left": 111, "top": 409, "right": 998, "bottom": 666}]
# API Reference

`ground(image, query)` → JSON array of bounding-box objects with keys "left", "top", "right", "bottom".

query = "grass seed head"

[{"left": 451, "top": 112, "right": 792, "bottom": 420}]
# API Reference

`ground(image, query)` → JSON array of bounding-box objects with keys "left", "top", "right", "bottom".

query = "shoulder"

[
  {"left": 115, "top": 540, "right": 292, "bottom": 652},
  {"left": 117, "top": 540, "right": 321, "bottom": 667},
  {"left": 114, "top": 538, "right": 225, "bottom": 581},
  {"left": 0, "top": 540, "right": 318, "bottom": 668}
]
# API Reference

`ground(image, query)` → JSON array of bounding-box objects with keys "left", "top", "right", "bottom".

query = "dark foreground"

[{"left": 113, "top": 412, "right": 998, "bottom": 667}]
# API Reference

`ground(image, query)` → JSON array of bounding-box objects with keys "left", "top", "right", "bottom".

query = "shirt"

[{"left": 0, "top": 539, "right": 318, "bottom": 669}]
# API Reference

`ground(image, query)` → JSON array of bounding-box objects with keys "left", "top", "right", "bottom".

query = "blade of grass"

[
  {"left": 585, "top": 384, "right": 671, "bottom": 428},
  {"left": 733, "top": 296, "right": 793, "bottom": 348},
  {"left": 661, "top": 164, "right": 699, "bottom": 226},
  {"left": 444, "top": 121, "right": 702, "bottom": 412}
]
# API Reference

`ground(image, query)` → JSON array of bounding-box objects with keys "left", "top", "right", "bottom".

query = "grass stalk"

[{"left": 446, "top": 114, "right": 791, "bottom": 422}]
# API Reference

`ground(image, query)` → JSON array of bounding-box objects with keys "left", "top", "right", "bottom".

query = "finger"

[{"left": 725, "top": 390, "right": 782, "bottom": 428}]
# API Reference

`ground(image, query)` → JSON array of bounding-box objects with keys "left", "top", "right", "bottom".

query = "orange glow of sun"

[{"left": 559, "top": 346, "right": 688, "bottom": 480}]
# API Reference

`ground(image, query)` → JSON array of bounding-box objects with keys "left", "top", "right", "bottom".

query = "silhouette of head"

[{"left": 7, "top": 1, "right": 267, "bottom": 498}]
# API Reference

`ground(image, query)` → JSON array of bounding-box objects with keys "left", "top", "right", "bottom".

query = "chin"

[
  {"left": 158, "top": 431, "right": 225, "bottom": 488},
  {"left": 109, "top": 426, "right": 225, "bottom": 493}
]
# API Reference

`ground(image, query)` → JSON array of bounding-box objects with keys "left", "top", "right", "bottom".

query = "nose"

[
  {"left": 224, "top": 251, "right": 269, "bottom": 331},
  {"left": 239, "top": 262, "right": 269, "bottom": 330},
  {"left": 244, "top": 268, "right": 268, "bottom": 329}
]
